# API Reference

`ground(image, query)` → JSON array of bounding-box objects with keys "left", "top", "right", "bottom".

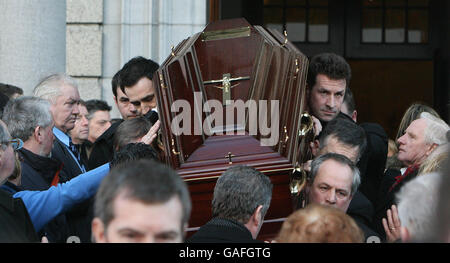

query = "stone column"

[
  {"left": 66, "top": 0, "right": 103, "bottom": 101},
  {"left": 102, "top": 0, "right": 207, "bottom": 118},
  {"left": 0, "top": 0, "right": 66, "bottom": 95}
]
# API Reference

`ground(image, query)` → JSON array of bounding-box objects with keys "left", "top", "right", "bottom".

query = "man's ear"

[
  {"left": 245, "top": 205, "right": 263, "bottom": 239},
  {"left": 310, "top": 139, "right": 320, "bottom": 157},
  {"left": 425, "top": 143, "right": 438, "bottom": 157},
  {"left": 352, "top": 110, "right": 358, "bottom": 123},
  {"left": 400, "top": 226, "right": 410, "bottom": 243},
  {"left": 34, "top": 126, "right": 43, "bottom": 143},
  {"left": 91, "top": 218, "right": 106, "bottom": 243}
]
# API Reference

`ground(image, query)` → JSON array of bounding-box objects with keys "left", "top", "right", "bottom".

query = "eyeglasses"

[{"left": 10, "top": 138, "right": 23, "bottom": 151}]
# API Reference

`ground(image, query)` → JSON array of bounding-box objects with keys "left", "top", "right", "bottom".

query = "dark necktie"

[{"left": 69, "top": 139, "right": 86, "bottom": 172}]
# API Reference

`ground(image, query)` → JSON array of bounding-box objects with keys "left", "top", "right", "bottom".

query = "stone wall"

[{"left": 0, "top": 0, "right": 66, "bottom": 95}]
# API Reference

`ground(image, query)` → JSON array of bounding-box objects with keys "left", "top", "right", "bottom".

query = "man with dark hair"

[
  {"left": 307, "top": 53, "right": 351, "bottom": 125},
  {"left": 113, "top": 117, "right": 152, "bottom": 151},
  {"left": 91, "top": 159, "right": 191, "bottom": 243},
  {"left": 341, "top": 87, "right": 357, "bottom": 122},
  {"left": 308, "top": 116, "right": 380, "bottom": 241},
  {"left": 111, "top": 70, "right": 138, "bottom": 121},
  {"left": 85, "top": 99, "right": 112, "bottom": 144},
  {"left": 119, "top": 56, "right": 160, "bottom": 118},
  {"left": 87, "top": 57, "right": 160, "bottom": 170},
  {"left": 314, "top": 115, "right": 367, "bottom": 163},
  {"left": 341, "top": 87, "right": 388, "bottom": 210},
  {"left": 109, "top": 143, "right": 159, "bottom": 168},
  {"left": 187, "top": 165, "right": 273, "bottom": 243},
  {"left": 0, "top": 83, "right": 23, "bottom": 99},
  {"left": 68, "top": 100, "right": 90, "bottom": 165}
]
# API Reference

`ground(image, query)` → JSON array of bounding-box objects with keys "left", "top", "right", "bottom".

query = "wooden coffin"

[{"left": 154, "top": 18, "right": 313, "bottom": 240}]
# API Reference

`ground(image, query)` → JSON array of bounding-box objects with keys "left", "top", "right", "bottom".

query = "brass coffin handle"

[
  {"left": 282, "top": 30, "right": 288, "bottom": 47},
  {"left": 171, "top": 139, "right": 180, "bottom": 155},
  {"left": 298, "top": 112, "right": 314, "bottom": 137},
  {"left": 289, "top": 166, "right": 307, "bottom": 196}
]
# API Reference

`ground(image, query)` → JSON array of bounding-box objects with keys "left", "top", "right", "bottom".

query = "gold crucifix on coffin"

[{"left": 203, "top": 73, "right": 250, "bottom": 106}]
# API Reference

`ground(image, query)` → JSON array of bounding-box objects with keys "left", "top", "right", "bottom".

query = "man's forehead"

[
  {"left": 407, "top": 118, "right": 427, "bottom": 133},
  {"left": 314, "top": 74, "right": 346, "bottom": 89},
  {"left": 315, "top": 160, "right": 353, "bottom": 187},
  {"left": 321, "top": 136, "right": 359, "bottom": 161}
]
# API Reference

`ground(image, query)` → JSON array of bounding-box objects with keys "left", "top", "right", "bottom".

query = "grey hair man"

[
  {"left": 34, "top": 74, "right": 81, "bottom": 134},
  {"left": 307, "top": 153, "right": 361, "bottom": 213},
  {"left": 2, "top": 96, "right": 54, "bottom": 158},
  {"left": 2, "top": 96, "right": 74, "bottom": 242},
  {"left": 92, "top": 159, "right": 191, "bottom": 243},
  {"left": 396, "top": 172, "right": 443, "bottom": 242},
  {"left": 397, "top": 112, "right": 449, "bottom": 168},
  {"left": 34, "top": 74, "right": 86, "bottom": 180},
  {"left": 187, "top": 165, "right": 273, "bottom": 243},
  {"left": 378, "top": 111, "right": 449, "bottom": 242}
]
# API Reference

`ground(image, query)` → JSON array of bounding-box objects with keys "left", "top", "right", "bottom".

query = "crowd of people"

[{"left": 0, "top": 52, "right": 449, "bottom": 243}]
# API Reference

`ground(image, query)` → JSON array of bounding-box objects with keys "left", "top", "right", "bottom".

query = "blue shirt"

[
  {"left": 53, "top": 127, "right": 86, "bottom": 173},
  {"left": 5, "top": 163, "right": 109, "bottom": 232}
]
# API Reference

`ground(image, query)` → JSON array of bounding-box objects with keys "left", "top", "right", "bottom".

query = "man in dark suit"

[
  {"left": 87, "top": 57, "right": 160, "bottom": 170},
  {"left": 187, "top": 165, "right": 273, "bottom": 243},
  {"left": 308, "top": 116, "right": 380, "bottom": 241},
  {"left": 34, "top": 74, "right": 86, "bottom": 182},
  {"left": 34, "top": 74, "right": 92, "bottom": 242}
]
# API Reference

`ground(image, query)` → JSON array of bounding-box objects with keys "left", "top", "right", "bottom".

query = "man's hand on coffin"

[
  {"left": 140, "top": 120, "right": 161, "bottom": 145},
  {"left": 311, "top": 115, "right": 322, "bottom": 137}
]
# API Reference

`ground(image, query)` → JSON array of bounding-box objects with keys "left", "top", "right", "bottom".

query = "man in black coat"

[
  {"left": 88, "top": 57, "right": 160, "bottom": 170},
  {"left": 0, "top": 120, "right": 39, "bottom": 242},
  {"left": 309, "top": 116, "right": 381, "bottom": 241},
  {"left": 187, "top": 165, "right": 273, "bottom": 243},
  {"left": 341, "top": 87, "right": 388, "bottom": 209},
  {"left": 33, "top": 74, "right": 93, "bottom": 242},
  {"left": 2, "top": 96, "right": 75, "bottom": 242}
]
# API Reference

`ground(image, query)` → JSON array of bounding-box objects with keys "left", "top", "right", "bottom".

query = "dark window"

[
  {"left": 263, "top": 0, "right": 329, "bottom": 43},
  {"left": 361, "top": 0, "right": 429, "bottom": 44}
]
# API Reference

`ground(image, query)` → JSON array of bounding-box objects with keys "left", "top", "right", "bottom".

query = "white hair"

[
  {"left": 420, "top": 112, "right": 449, "bottom": 146},
  {"left": 33, "top": 73, "right": 78, "bottom": 104},
  {"left": 396, "top": 172, "right": 443, "bottom": 242}
]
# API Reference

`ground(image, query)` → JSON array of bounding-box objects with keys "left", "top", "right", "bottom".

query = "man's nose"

[
  {"left": 73, "top": 104, "right": 80, "bottom": 115},
  {"left": 82, "top": 116, "right": 89, "bottom": 126},
  {"left": 397, "top": 134, "right": 405, "bottom": 145},
  {"left": 327, "top": 95, "right": 336, "bottom": 109},
  {"left": 326, "top": 190, "right": 337, "bottom": 204},
  {"left": 129, "top": 103, "right": 138, "bottom": 113}
]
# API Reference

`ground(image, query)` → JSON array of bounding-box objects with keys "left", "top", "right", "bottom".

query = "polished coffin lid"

[{"left": 154, "top": 18, "right": 311, "bottom": 239}]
